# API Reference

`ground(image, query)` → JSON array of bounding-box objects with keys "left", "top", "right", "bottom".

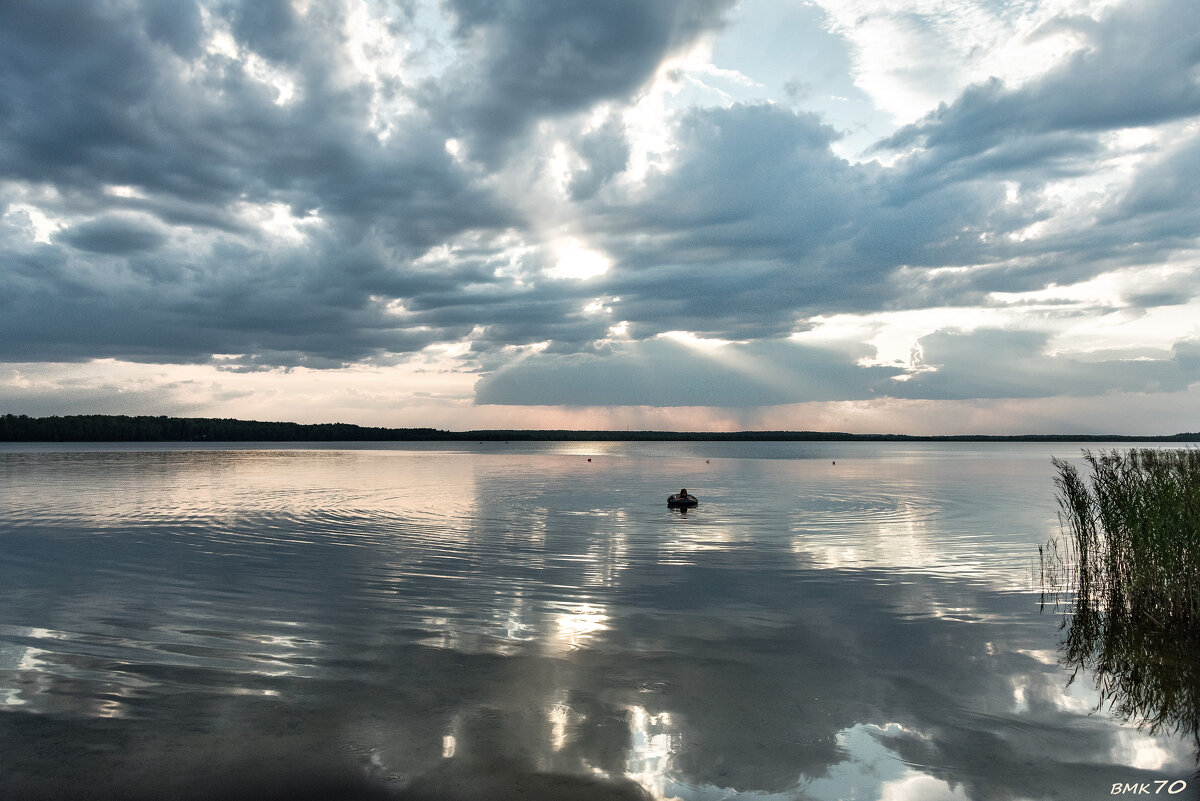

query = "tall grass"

[
  {"left": 1043, "top": 448, "right": 1200, "bottom": 751},
  {"left": 1050, "top": 448, "right": 1200, "bottom": 627}
]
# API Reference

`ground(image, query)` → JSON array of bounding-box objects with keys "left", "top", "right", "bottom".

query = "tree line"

[
  {"left": 1, "top": 414, "right": 1197, "bottom": 443},
  {"left": 0, "top": 414, "right": 445, "bottom": 442}
]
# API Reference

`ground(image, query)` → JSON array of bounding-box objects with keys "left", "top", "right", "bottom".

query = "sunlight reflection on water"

[{"left": 1, "top": 442, "right": 1196, "bottom": 800}]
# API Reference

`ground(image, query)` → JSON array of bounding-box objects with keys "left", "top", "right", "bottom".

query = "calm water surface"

[{"left": 1, "top": 442, "right": 1196, "bottom": 800}]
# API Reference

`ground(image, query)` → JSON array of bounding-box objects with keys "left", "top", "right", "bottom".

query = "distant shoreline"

[{"left": 2, "top": 413, "right": 1197, "bottom": 443}]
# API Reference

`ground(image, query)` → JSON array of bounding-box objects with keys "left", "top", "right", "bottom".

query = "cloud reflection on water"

[{"left": 1, "top": 445, "right": 1196, "bottom": 800}]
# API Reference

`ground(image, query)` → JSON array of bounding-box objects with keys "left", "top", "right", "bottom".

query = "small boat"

[{"left": 667, "top": 493, "right": 698, "bottom": 508}]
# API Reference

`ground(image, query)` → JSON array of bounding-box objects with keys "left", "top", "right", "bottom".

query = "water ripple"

[{"left": 3, "top": 444, "right": 1126, "bottom": 801}]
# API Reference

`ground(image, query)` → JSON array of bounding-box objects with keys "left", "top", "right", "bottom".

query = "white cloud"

[
  {"left": 546, "top": 238, "right": 611, "bottom": 281},
  {"left": 811, "top": 0, "right": 1121, "bottom": 124},
  {"left": 880, "top": 772, "right": 971, "bottom": 801}
]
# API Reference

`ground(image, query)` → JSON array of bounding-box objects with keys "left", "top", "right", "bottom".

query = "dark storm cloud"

[
  {"left": 595, "top": 2, "right": 1200, "bottom": 336},
  {"left": 229, "top": 0, "right": 303, "bottom": 63},
  {"left": 850, "top": 0, "right": 1200, "bottom": 301},
  {"left": 1, "top": 0, "right": 240, "bottom": 204},
  {"left": 0, "top": 0, "right": 504, "bottom": 230},
  {"left": 627, "top": 104, "right": 858, "bottom": 255},
  {"left": 2, "top": 0, "right": 1199, "bottom": 408},
  {"left": 826, "top": 0, "right": 1199, "bottom": 307},
  {"left": 0, "top": 0, "right": 736, "bottom": 369},
  {"left": 581, "top": 102, "right": 1043, "bottom": 339},
  {"left": 0, "top": 0, "right": 515, "bottom": 365},
  {"left": 567, "top": 114, "right": 631, "bottom": 200},
  {"left": 427, "top": 0, "right": 734, "bottom": 162},
  {"left": 0, "top": 227, "right": 468, "bottom": 364},
  {"left": 142, "top": 0, "right": 206, "bottom": 58},
  {"left": 58, "top": 214, "right": 167, "bottom": 254},
  {"left": 586, "top": 104, "right": 885, "bottom": 338}
]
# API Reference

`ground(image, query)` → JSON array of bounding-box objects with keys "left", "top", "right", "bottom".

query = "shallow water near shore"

[{"left": 1, "top": 441, "right": 1197, "bottom": 800}]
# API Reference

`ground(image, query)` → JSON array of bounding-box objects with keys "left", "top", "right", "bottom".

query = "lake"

[{"left": 1, "top": 441, "right": 1197, "bottom": 801}]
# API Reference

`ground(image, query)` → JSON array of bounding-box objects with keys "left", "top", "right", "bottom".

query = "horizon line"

[{"left": 2, "top": 413, "right": 1198, "bottom": 443}]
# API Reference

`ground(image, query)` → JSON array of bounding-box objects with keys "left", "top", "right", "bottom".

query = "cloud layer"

[{"left": 2, "top": 0, "right": 1199, "bottom": 425}]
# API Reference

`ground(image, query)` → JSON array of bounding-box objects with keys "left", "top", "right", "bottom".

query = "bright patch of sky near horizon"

[{"left": 1, "top": 0, "right": 1198, "bottom": 432}]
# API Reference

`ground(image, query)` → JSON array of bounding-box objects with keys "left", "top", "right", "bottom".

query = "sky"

[{"left": 2, "top": 0, "right": 1199, "bottom": 434}]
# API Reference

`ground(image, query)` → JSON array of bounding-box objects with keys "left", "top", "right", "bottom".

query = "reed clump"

[
  {"left": 1043, "top": 448, "right": 1200, "bottom": 751},
  {"left": 1050, "top": 448, "right": 1200, "bottom": 628}
]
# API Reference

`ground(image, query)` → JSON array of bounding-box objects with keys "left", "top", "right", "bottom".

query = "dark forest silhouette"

[{"left": 2, "top": 414, "right": 1197, "bottom": 443}]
